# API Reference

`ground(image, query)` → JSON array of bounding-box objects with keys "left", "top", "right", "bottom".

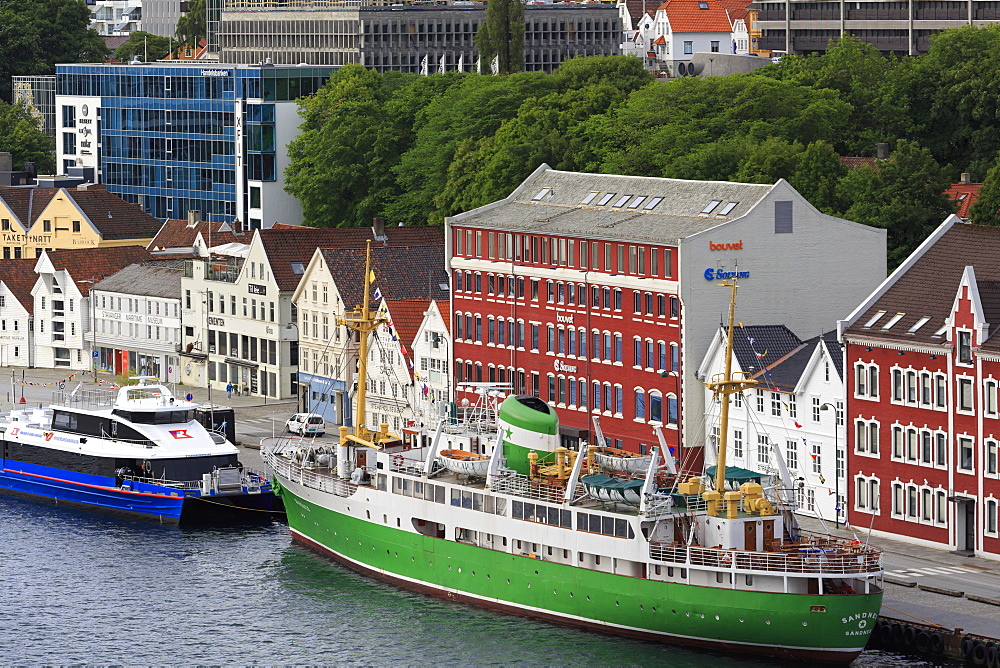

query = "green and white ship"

[{"left": 265, "top": 245, "right": 883, "bottom": 663}]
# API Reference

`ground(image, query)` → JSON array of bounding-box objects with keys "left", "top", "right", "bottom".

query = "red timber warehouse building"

[
  {"left": 446, "top": 164, "right": 886, "bottom": 472},
  {"left": 841, "top": 216, "right": 1000, "bottom": 557}
]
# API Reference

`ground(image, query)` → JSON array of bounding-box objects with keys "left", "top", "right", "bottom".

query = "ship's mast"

[
  {"left": 339, "top": 240, "right": 387, "bottom": 444},
  {"left": 705, "top": 279, "right": 758, "bottom": 492}
]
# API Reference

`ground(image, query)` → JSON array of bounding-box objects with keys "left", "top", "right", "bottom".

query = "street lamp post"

[{"left": 820, "top": 402, "right": 840, "bottom": 527}]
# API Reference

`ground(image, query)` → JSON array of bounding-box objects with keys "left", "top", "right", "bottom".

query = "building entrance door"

[{"left": 955, "top": 498, "right": 976, "bottom": 554}]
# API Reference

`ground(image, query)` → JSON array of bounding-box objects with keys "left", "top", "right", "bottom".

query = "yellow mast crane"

[
  {"left": 703, "top": 279, "right": 758, "bottom": 495},
  {"left": 338, "top": 239, "right": 397, "bottom": 448}
]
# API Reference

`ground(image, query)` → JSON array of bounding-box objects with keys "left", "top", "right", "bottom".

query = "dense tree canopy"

[
  {"left": 285, "top": 31, "right": 1000, "bottom": 267},
  {"left": 175, "top": 0, "right": 207, "bottom": 50},
  {"left": 114, "top": 31, "right": 173, "bottom": 63},
  {"left": 0, "top": 0, "right": 107, "bottom": 102},
  {"left": 0, "top": 100, "right": 55, "bottom": 174}
]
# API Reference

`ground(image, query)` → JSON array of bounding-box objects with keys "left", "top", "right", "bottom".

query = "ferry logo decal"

[
  {"left": 169, "top": 429, "right": 193, "bottom": 439},
  {"left": 44, "top": 432, "right": 54, "bottom": 441},
  {"left": 9, "top": 428, "right": 18, "bottom": 436}
]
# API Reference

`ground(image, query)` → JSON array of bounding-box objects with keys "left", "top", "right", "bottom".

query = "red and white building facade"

[
  {"left": 447, "top": 164, "right": 886, "bottom": 471},
  {"left": 841, "top": 216, "right": 1000, "bottom": 558}
]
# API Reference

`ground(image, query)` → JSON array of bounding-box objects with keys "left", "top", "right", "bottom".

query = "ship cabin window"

[
  {"left": 511, "top": 500, "right": 572, "bottom": 528},
  {"left": 576, "top": 512, "right": 635, "bottom": 538},
  {"left": 52, "top": 411, "right": 78, "bottom": 430},
  {"left": 111, "top": 409, "right": 194, "bottom": 424}
]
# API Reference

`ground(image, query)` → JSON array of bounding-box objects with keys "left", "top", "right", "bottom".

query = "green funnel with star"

[{"left": 496, "top": 395, "right": 559, "bottom": 475}]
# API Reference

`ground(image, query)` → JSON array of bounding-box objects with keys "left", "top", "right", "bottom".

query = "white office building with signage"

[{"left": 90, "top": 263, "right": 184, "bottom": 382}]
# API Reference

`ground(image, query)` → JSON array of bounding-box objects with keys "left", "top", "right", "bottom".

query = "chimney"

[
  {"left": 0, "top": 152, "right": 11, "bottom": 172},
  {"left": 23, "top": 161, "right": 35, "bottom": 176},
  {"left": 961, "top": 172, "right": 972, "bottom": 184},
  {"left": 876, "top": 143, "right": 889, "bottom": 160},
  {"left": 372, "top": 216, "right": 386, "bottom": 239},
  {"left": 187, "top": 209, "right": 201, "bottom": 226}
]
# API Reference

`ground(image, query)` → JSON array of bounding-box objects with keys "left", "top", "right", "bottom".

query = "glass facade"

[{"left": 55, "top": 63, "right": 337, "bottom": 223}]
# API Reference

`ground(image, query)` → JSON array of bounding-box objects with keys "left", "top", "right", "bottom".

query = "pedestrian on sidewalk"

[{"left": 226, "top": 382, "right": 233, "bottom": 399}]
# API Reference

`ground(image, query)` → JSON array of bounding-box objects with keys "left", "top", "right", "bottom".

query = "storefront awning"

[{"left": 224, "top": 357, "right": 259, "bottom": 369}]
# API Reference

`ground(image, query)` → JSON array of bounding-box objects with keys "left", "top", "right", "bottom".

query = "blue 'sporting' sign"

[{"left": 704, "top": 268, "right": 751, "bottom": 281}]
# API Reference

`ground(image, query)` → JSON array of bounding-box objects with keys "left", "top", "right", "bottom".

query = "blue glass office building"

[{"left": 55, "top": 63, "right": 337, "bottom": 225}]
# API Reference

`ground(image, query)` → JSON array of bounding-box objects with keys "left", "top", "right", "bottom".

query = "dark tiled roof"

[
  {"left": 944, "top": 182, "right": 981, "bottom": 219},
  {"left": 69, "top": 187, "right": 164, "bottom": 240},
  {"left": 0, "top": 187, "right": 57, "bottom": 229},
  {"left": 622, "top": 0, "right": 654, "bottom": 29},
  {"left": 732, "top": 324, "right": 803, "bottom": 380},
  {"left": 822, "top": 332, "right": 844, "bottom": 380},
  {"left": 45, "top": 245, "right": 153, "bottom": 296},
  {"left": 0, "top": 258, "right": 40, "bottom": 314},
  {"left": 844, "top": 223, "right": 1000, "bottom": 347},
  {"left": 839, "top": 156, "right": 878, "bottom": 171},
  {"left": 322, "top": 245, "right": 449, "bottom": 309},
  {"left": 148, "top": 218, "right": 246, "bottom": 251},
  {"left": 260, "top": 226, "right": 443, "bottom": 291}
]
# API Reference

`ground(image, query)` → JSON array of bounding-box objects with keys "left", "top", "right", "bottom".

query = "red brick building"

[{"left": 841, "top": 216, "right": 1000, "bottom": 558}]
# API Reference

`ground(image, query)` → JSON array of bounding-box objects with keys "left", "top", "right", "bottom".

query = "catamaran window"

[
  {"left": 52, "top": 411, "right": 78, "bottom": 430},
  {"left": 112, "top": 409, "right": 195, "bottom": 424}
]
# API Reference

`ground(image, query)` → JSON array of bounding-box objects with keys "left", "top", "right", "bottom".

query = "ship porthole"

[
  {"left": 553, "top": 589, "right": 557, "bottom": 594},
  {"left": 457, "top": 568, "right": 462, "bottom": 573},
  {"left": 639, "top": 605, "right": 644, "bottom": 610},
  {"left": 507, "top": 579, "right": 510, "bottom": 584},
  {"left": 570, "top": 592, "right": 574, "bottom": 597},
  {"left": 411, "top": 557, "right": 415, "bottom": 561},
  {"left": 765, "top": 620, "right": 771, "bottom": 625},
  {"left": 715, "top": 615, "right": 720, "bottom": 620},
  {"left": 527, "top": 584, "right": 531, "bottom": 589},
  {"left": 616, "top": 601, "right": 620, "bottom": 606},
  {"left": 587, "top": 596, "right": 591, "bottom": 601},
  {"left": 652, "top": 607, "right": 657, "bottom": 612},
  {"left": 739, "top": 617, "right": 744, "bottom": 623},
  {"left": 685, "top": 612, "right": 690, "bottom": 617},
  {"left": 802, "top": 622, "right": 808, "bottom": 626},
  {"left": 448, "top": 565, "right": 452, "bottom": 570},
  {"left": 486, "top": 574, "right": 490, "bottom": 579}
]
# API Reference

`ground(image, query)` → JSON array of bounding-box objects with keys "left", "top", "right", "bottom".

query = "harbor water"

[{"left": 1, "top": 494, "right": 941, "bottom": 666}]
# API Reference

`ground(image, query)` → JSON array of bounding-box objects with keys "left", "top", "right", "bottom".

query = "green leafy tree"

[
  {"left": 968, "top": 156, "right": 1000, "bottom": 226},
  {"left": 175, "top": 0, "right": 206, "bottom": 49},
  {"left": 474, "top": 0, "right": 524, "bottom": 75},
  {"left": 788, "top": 140, "right": 847, "bottom": 214},
  {"left": 0, "top": 99, "right": 55, "bottom": 174},
  {"left": 114, "top": 31, "right": 173, "bottom": 63},
  {"left": 0, "top": 0, "right": 107, "bottom": 102},
  {"left": 550, "top": 55, "right": 652, "bottom": 94},
  {"left": 837, "top": 139, "right": 955, "bottom": 267}
]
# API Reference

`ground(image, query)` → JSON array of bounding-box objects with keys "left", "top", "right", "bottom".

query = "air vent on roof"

[
  {"left": 701, "top": 200, "right": 722, "bottom": 215},
  {"left": 643, "top": 197, "right": 663, "bottom": 210},
  {"left": 863, "top": 310, "right": 886, "bottom": 328},
  {"left": 907, "top": 316, "right": 931, "bottom": 334},
  {"left": 719, "top": 202, "right": 739, "bottom": 216},
  {"left": 881, "top": 313, "right": 905, "bottom": 330},
  {"left": 580, "top": 191, "right": 599, "bottom": 205},
  {"left": 597, "top": 193, "right": 616, "bottom": 206}
]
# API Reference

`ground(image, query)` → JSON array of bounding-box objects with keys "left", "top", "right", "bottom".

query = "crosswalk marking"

[{"left": 887, "top": 566, "right": 975, "bottom": 578}]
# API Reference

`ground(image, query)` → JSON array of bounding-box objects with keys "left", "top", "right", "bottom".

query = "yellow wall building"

[{"left": 0, "top": 184, "right": 163, "bottom": 259}]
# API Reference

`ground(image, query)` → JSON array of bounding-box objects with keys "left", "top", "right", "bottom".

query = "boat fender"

[
  {"left": 902, "top": 625, "right": 917, "bottom": 647},
  {"left": 929, "top": 632, "right": 945, "bottom": 655},
  {"left": 393, "top": 454, "right": 404, "bottom": 467},
  {"left": 973, "top": 640, "right": 989, "bottom": 666},
  {"left": 720, "top": 551, "right": 732, "bottom": 567},
  {"left": 873, "top": 619, "right": 890, "bottom": 646},
  {"left": 890, "top": 623, "right": 905, "bottom": 648},
  {"left": 914, "top": 630, "right": 931, "bottom": 653},
  {"left": 964, "top": 637, "right": 977, "bottom": 660}
]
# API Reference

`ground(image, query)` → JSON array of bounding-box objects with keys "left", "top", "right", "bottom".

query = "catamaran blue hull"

[{"left": 0, "top": 459, "right": 276, "bottom": 524}]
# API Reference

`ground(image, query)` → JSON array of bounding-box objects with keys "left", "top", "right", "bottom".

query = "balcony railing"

[{"left": 649, "top": 539, "right": 882, "bottom": 576}]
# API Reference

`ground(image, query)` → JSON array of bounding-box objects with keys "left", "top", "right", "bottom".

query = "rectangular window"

[
  {"left": 774, "top": 201, "right": 793, "bottom": 233},
  {"left": 958, "top": 330, "right": 972, "bottom": 364},
  {"left": 959, "top": 436, "right": 974, "bottom": 471},
  {"left": 683, "top": 40, "right": 693, "bottom": 54},
  {"left": 959, "top": 378, "right": 974, "bottom": 412}
]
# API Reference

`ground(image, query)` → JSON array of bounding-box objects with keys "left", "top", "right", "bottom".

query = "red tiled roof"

[
  {"left": 716, "top": 0, "right": 750, "bottom": 22},
  {"left": 44, "top": 245, "right": 153, "bottom": 296},
  {"left": 0, "top": 258, "right": 40, "bottom": 314},
  {"left": 652, "top": 35, "right": 666, "bottom": 45},
  {"left": 944, "top": 182, "right": 982, "bottom": 219},
  {"left": 839, "top": 156, "right": 878, "bottom": 171},
  {"left": 434, "top": 300, "right": 450, "bottom": 334},
  {"left": 148, "top": 218, "right": 246, "bottom": 251},
  {"left": 662, "top": 0, "right": 733, "bottom": 33},
  {"left": 386, "top": 299, "right": 432, "bottom": 349},
  {"left": 260, "top": 226, "right": 443, "bottom": 292}
]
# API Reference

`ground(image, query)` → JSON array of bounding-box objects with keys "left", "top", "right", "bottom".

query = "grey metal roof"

[
  {"left": 449, "top": 165, "right": 774, "bottom": 244},
  {"left": 91, "top": 263, "right": 183, "bottom": 299}
]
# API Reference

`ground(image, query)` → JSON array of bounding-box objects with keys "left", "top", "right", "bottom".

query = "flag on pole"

[
  {"left": 475, "top": 55, "right": 482, "bottom": 74},
  {"left": 420, "top": 54, "right": 429, "bottom": 76},
  {"left": 438, "top": 55, "right": 446, "bottom": 74},
  {"left": 368, "top": 269, "right": 376, "bottom": 284},
  {"left": 374, "top": 287, "right": 383, "bottom": 301},
  {"left": 400, "top": 343, "right": 409, "bottom": 355},
  {"left": 458, "top": 53, "right": 465, "bottom": 72},
  {"left": 490, "top": 54, "right": 500, "bottom": 75}
]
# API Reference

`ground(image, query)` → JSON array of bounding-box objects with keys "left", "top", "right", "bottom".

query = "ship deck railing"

[
  {"left": 649, "top": 538, "right": 882, "bottom": 576},
  {"left": 265, "top": 448, "right": 358, "bottom": 498}
]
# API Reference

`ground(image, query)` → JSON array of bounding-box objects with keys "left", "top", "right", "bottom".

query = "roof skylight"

[
  {"left": 627, "top": 196, "right": 647, "bottom": 209},
  {"left": 863, "top": 310, "right": 886, "bottom": 328},
  {"left": 907, "top": 316, "right": 931, "bottom": 334},
  {"left": 532, "top": 188, "right": 552, "bottom": 201},
  {"left": 881, "top": 312, "right": 905, "bottom": 330},
  {"left": 932, "top": 324, "right": 947, "bottom": 337},
  {"left": 290, "top": 262, "right": 305, "bottom": 275},
  {"left": 612, "top": 194, "right": 631, "bottom": 208},
  {"left": 643, "top": 197, "right": 664, "bottom": 210},
  {"left": 580, "top": 191, "right": 599, "bottom": 205},
  {"left": 597, "top": 193, "right": 617, "bottom": 206},
  {"left": 701, "top": 200, "right": 722, "bottom": 214},
  {"left": 719, "top": 201, "right": 739, "bottom": 216}
]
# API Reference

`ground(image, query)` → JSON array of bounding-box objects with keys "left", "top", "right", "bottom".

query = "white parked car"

[{"left": 285, "top": 413, "right": 325, "bottom": 436}]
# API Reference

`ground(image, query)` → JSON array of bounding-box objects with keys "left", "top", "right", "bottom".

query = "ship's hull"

[
  {"left": 1, "top": 459, "right": 276, "bottom": 525},
  {"left": 276, "top": 477, "right": 881, "bottom": 664}
]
